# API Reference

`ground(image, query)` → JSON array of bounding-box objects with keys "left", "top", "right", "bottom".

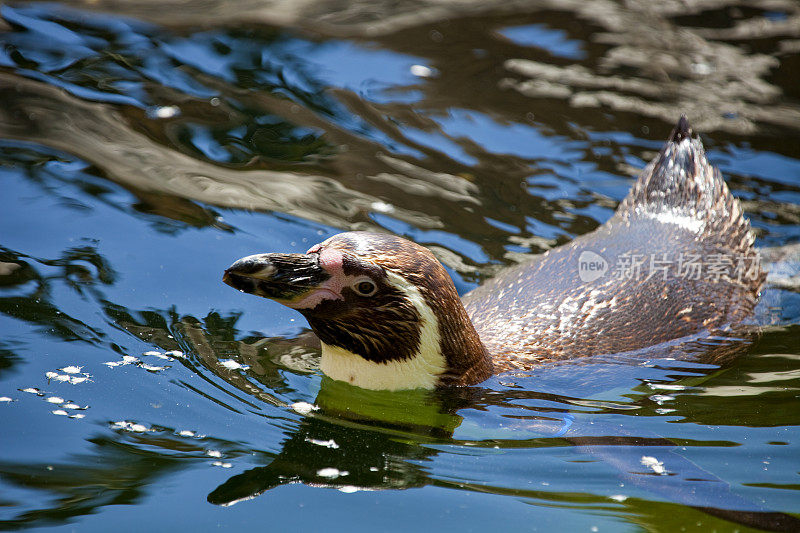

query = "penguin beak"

[{"left": 223, "top": 253, "right": 331, "bottom": 304}]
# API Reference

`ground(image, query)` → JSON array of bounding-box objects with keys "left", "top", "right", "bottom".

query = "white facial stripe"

[{"left": 319, "top": 271, "right": 447, "bottom": 390}]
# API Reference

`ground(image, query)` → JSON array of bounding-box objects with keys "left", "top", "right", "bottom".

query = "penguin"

[{"left": 223, "top": 117, "right": 765, "bottom": 391}]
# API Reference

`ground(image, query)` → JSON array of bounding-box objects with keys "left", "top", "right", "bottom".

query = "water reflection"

[
  {"left": 196, "top": 356, "right": 800, "bottom": 533},
  {"left": 3, "top": 3, "right": 799, "bottom": 265},
  {"left": 0, "top": 244, "right": 110, "bottom": 345},
  {"left": 0, "top": 436, "right": 186, "bottom": 529}
]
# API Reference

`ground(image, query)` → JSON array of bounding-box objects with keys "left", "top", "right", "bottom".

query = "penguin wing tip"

[{"left": 670, "top": 115, "right": 693, "bottom": 143}]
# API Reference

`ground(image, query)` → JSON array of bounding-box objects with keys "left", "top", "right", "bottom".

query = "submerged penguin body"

[{"left": 224, "top": 118, "right": 765, "bottom": 390}]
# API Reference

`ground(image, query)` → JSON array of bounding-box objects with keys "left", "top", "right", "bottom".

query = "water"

[{"left": 1, "top": 1, "right": 799, "bottom": 531}]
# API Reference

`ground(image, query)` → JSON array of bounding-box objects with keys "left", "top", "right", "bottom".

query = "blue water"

[{"left": 1, "top": 2, "right": 799, "bottom": 531}]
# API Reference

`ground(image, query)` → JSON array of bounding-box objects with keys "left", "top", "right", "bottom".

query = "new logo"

[{"left": 578, "top": 250, "right": 608, "bottom": 282}]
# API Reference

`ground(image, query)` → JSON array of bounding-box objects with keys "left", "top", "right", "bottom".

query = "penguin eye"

[{"left": 353, "top": 279, "right": 378, "bottom": 297}]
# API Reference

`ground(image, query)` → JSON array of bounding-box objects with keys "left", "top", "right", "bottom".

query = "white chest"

[{"left": 320, "top": 342, "right": 446, "bottom": 391}]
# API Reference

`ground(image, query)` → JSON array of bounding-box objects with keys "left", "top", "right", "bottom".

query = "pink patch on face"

[
  {"left": 288, "top": 287, "right": 341, "bottom": 310},
  {"left": 317, "top": 248, "right": 344, "bottom": 275},
  {"left": 286, "top": 246, "right": 348, "bottom": 310}
]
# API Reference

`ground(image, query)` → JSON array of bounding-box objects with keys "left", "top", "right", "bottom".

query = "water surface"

[{"left": 1, "top": 1, "right": 799, "bottom": 531}]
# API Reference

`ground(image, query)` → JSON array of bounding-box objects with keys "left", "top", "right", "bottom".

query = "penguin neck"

[
  {"left": 317, "top": 271, "right": 494, "bottom": 390},
  {"left": 397, "top": 269, "right": 494, "bottom": 387},
  {"left": 433, "top": 299, "right": 494, "bottom": 386}
]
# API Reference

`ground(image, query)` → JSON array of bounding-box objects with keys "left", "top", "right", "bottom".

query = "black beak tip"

[
  {"left": 222, "top": 268, "right": 255, "bottom": 293},
  {"left": 221, "top": 252, "right": 328, "bottom": 300},
  {"left": 226, "top": 257, "right": 264, "bottom": 276}
]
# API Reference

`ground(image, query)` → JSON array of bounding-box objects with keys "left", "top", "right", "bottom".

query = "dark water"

[{"left": 1, "top": 1, "right": 799, "bottom": 531}]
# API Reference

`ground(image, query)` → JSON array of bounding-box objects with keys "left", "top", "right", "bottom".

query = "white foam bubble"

[
  {"left": 290, "top": 402, "right": 318, "bottom": 415},
  {"left": 305, "top": 438, "right": 339, "bottom": 449},
  {"left": 317, "top": 468, "right": 348, "bottom": 479},
  {"left": 641, "top": 456, "right": 667, "bottom": 475},
  {"left": 410, "top": 64, "right": 435, "bottom": 77},
  {"left": 218, "top": 359, "right": 250, "bottom": 371}
]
